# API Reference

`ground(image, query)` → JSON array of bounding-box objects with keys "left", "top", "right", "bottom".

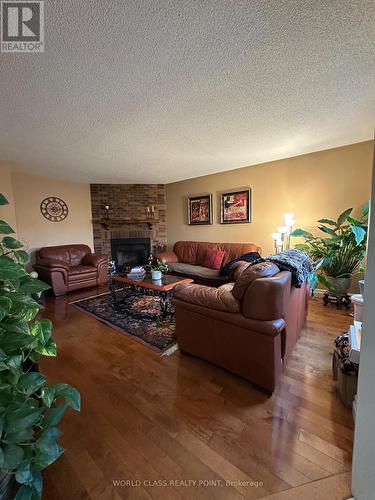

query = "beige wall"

[
  {"left": 10, "top": 170, "right": 94, "bottom": 264},
  {"left": 166, "top": 141, "right": 374, "bottom": 256},
  {"left": 0, "top": 161, "right": 18, "bottom": 233}
]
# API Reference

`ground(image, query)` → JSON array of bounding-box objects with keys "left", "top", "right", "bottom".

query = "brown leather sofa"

[
  {"left": 156, "top": 241, "right": 261, "bottom": 286},
  {"left": 34, "top": 244, "right": 108, "bottom": 296},
  {"left": 172, "top": 261, "right": 309, "bottom": 393}
]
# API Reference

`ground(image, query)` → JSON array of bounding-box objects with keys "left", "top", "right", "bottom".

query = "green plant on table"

[
  {"left": 0, "top": 192, "right": 80, "bottom": 499},
  {"left": 290, "top": 203, "right": 368, "bottom": 291},
  {"left": 151, "top": 260, "right": 169, "bottom": 273}
]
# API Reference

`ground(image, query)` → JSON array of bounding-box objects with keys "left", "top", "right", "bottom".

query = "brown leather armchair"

[
  {"left": 34, "top": 244, "right": 108, "bottom": 296},
  {"left": 172, "top": 262, "right": 309, "bottom": 394}
]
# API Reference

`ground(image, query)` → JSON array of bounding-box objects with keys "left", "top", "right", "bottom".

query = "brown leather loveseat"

[
  {"left": 172, "top": 261, "right": 309, "bottom": 393},
  {"left": 156, "top": 241, "right": 262, "bottom": 286},
  {"left": 34, "top": 244, "right": 108, "bottom": 296}
]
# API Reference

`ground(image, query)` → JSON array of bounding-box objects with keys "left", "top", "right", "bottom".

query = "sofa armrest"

[
  {"left": 155, "top": 251, "right": 178, "bottom": 264},
  {"left": 34, "top": 260, "right": 69, "bottom": 296},
  {"left": 173, "top": 283, "right": 240, "bottom": 313},
  {"left": 35, "top": 258, "right": 70, "bottom": 271},
  {"left": 82, "top": 253, "right": 108, "bottom": 268},
  {"left": 173, "top": 298, "right": 285, "bottom": 337}
]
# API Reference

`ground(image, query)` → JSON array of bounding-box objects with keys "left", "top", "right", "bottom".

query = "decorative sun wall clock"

[{"left": 40, "top": 197, "right": 69, "bottom": 222}]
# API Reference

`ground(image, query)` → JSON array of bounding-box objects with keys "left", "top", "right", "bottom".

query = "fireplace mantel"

[{"left": 92, "top": 219, "right": 159, "bottom": 230}]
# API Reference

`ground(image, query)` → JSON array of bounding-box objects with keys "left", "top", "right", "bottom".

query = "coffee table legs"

[
  {"left": 109, "top": 280, "right": 127, "bottom": 311},
  {"left": 159, "top": 291, "right": 171, "bottom": 318},
  {"left": 109, "top": 279, "right": 118, "bottom": 308},
  {"left": 110, "top": 282, "right": 172, "bottom": 319}
]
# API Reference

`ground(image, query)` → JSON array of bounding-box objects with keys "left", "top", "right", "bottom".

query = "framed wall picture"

[
  {"left": 188, "top": 194, "right": 213, "bottom": 225},
  {"left": 220, "top": 188, "right": 251, "bottom": 224}
]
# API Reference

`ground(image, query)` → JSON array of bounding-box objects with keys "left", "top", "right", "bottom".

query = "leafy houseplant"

[
  {"left": 151, "top": 260, "right": 169, "bottom": 280},
  {"left": 0, "top": 193, "right": 81, "bottom": 499},
  {"left": 291, "top": 204, "right": 368, "bottom": 293}
]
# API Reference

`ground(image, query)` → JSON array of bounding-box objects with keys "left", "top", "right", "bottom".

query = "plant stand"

[{"left": 323, "top": 292, "right": 351, "bottom": 309}]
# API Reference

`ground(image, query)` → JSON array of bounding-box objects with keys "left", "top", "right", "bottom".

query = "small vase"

[{"left": 151, "top": 270, "right": 162, "bottom": 280}]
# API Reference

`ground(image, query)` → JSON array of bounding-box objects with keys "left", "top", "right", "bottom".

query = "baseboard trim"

[{"left": 312, "top": 288, "right": 356, "bottom": 297}]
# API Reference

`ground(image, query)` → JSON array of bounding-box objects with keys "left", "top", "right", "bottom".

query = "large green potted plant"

[
  {"left": 291, "top": 203, "right": 368, "bottom": 294},
  {"left": 0, "top": 193, "right": 80, "bottom": 499}
]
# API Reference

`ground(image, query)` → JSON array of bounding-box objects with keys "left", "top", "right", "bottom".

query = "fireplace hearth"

[{"left": 111, "top": 238, "right": 150, "bottom": 270}]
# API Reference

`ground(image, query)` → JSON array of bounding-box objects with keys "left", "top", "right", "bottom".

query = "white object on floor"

[
  {"left": 349, "top": 321, "right": 362, "bottom": 364},
  {"left": 161, "top": 344, "right": 179, "bottom": 357},
  {"left": 352, "top": 294, "right": 364, "bottom": 322}
]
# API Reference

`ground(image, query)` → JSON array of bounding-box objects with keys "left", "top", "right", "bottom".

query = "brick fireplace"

[{"left": 90, "top": 184, "right": 167, "bottom": 262}]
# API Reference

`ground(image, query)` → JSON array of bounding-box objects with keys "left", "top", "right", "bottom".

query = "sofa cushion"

[
  {"left": 69, "top": 265, "right": 96, "bottom": 276},
  {"left": 38, "top": 244, "right": 91, "bottom": 266},
  {"left": 173, "top": 241, "right": 262, "bottom": 267},
  {"left": 173, "top": 241, "right": 199, "bottom": 264},
  {"left": 195, "top": 242, "right": 261, "bottom": 267},
  {"left": 228, "top": 261, "right": 251, "bottom": 281},
  {"left": 168, "top": 262, "right": 225, "bottom": 280},
  {"left": 202, "top": 249, "right": 225, "bottom": 270},
  {"left": 232, "top": 262, "right": 280, "bottom": 300},
  {"left": 218, "top": 282, "right": 235, "bottom": 292},
  {"left": 173, "top": 283, "right": 240, "bottom": 312}
]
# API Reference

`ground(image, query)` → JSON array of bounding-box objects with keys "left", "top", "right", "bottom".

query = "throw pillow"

[
  {"left": 220, "top": 251, "right": 261, "bottom": 275},
  {"left": 232, "top": 262, "right": 280, "bottom": 300},
  {"left": 202, "top": 249, "right": 225, "bottom": 270},
  {"left": 228, "top": 261, "right": 251, "bottom": 281}
]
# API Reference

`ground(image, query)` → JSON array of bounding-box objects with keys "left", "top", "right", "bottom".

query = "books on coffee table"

[{"left": 126, "top": 266, "right": 146, "bottom": 280}]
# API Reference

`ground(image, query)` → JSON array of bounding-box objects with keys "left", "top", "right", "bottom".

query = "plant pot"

[
  {"left": 326, "top": 276, "right": 351, "bottom": 295},
  {"left": 151, "top": 270, "right": 162, "bottom": 280}
]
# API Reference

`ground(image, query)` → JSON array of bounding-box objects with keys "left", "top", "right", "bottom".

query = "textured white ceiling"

[{"left": 0, "top": 0, "right": 374, "bottom": 183}]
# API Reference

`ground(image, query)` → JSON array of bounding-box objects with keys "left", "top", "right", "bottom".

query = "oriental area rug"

[{"left": 72, "top": 289, "right": 178, "bottom": 356}]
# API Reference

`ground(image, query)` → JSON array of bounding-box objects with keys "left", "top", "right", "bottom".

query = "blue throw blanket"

[
  {"left": 220, "top": 251, "right": 261, "bottom": 275},
  {"left": 253, "top": 249, "right": 313, "bottom": 288}
]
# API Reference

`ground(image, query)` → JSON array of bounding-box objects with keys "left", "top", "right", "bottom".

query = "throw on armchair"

[
  {"left": 34, "top": 244, "right": 108, "bottom": 296},
  {"left": 172, "top": 261, "right": 309, "bottom": 394}
]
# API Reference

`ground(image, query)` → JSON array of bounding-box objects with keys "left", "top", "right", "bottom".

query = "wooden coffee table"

[{"left": 110, "top": 274, "right": 193, "bottom": 318}]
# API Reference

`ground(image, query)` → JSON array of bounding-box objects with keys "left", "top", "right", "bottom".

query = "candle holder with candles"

[{"left": 145, "top": 205, "right": 156, "bottom": 219}]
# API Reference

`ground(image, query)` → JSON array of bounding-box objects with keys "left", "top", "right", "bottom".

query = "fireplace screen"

[{"left": 111, "top": 238, "right": 150, "bottom": 270}]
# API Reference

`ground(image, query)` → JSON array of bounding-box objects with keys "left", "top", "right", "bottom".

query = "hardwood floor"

[{"left": 40, "top": 287, "right": 354, "bottom": 500}]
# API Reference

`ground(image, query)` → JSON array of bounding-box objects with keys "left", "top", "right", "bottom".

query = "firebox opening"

[{"left": 111, "top": 237, "right": 150, "bottom": 271}]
